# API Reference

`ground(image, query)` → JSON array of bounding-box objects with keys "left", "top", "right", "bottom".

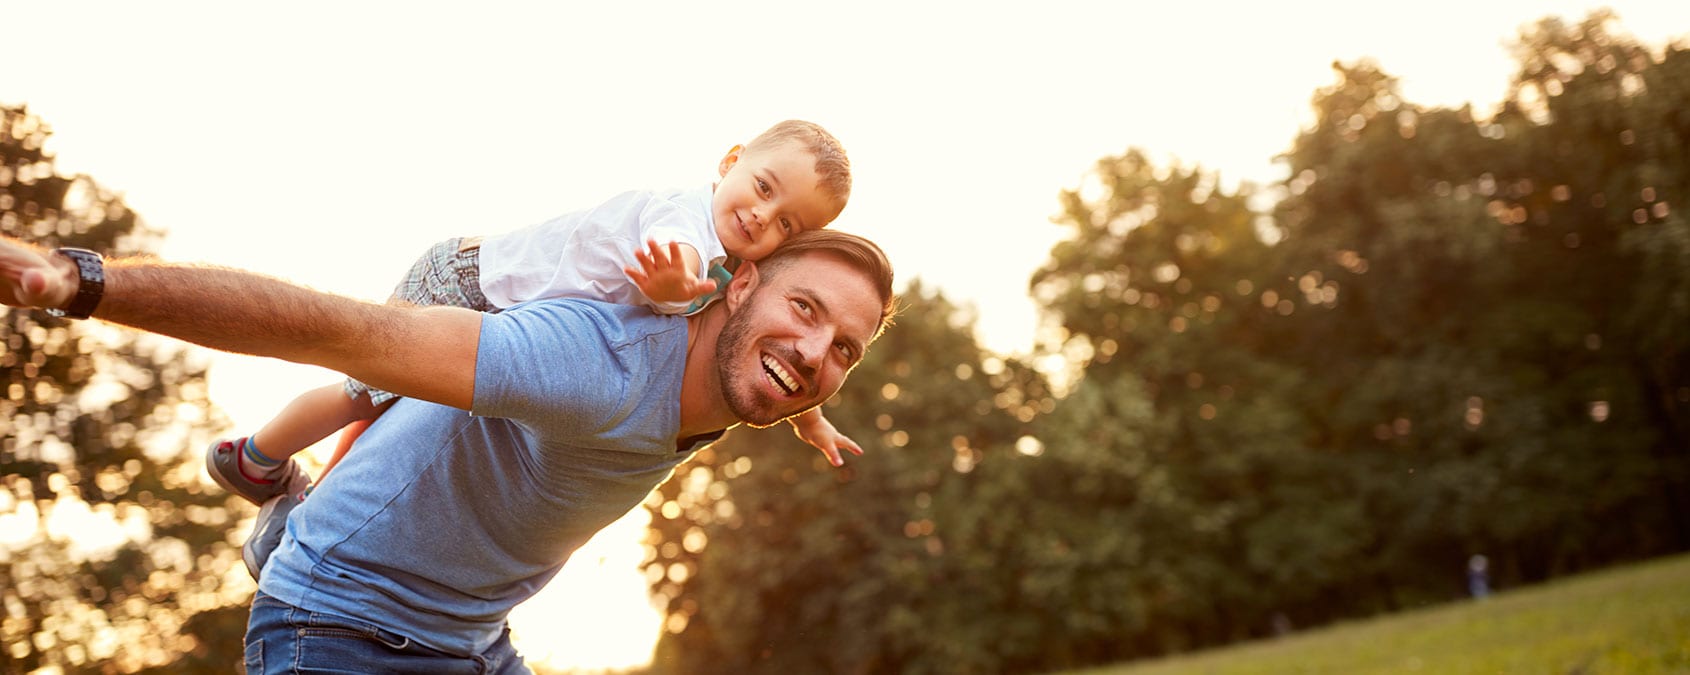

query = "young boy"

[{"left": 207, "top": 120, "right": 861, "bottom": 519}]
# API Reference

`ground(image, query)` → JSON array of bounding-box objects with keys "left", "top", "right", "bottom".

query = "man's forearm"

[
  {"left": 104, "top": 259, "right": 479, "bottom": 409},
  {"left": 103, "top": 258, "right": 381, "bottom": 369}
]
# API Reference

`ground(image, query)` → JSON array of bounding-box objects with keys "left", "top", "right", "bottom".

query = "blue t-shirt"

[{"left": 257, "top": 299, "right": 721, "bottom": 656}]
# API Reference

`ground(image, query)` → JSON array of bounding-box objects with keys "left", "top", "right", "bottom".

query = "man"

[{"left": 1, "top": 230, "right": 896, "bottom": 672}]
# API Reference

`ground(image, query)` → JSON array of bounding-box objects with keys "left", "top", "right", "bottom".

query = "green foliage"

[
  {"left": 0, "top": 105, "right": 246, "bottom": 673},
  {"left": 1273, "top": 10, "right": 1689, "bottom": 587},
  {"left": 1030, "top": 148, "right": 1319, "bottom": 657},
  {"left": 1042, "top": 9, "right": 1690, "bottom": 664},
  {"left": 1070, "top": 552, "right": 1690, "bottom": 675}
]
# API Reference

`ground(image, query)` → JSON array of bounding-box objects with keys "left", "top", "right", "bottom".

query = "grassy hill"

[{"left": 1067, "top": 552, "right": 1690, "bottom": 675}]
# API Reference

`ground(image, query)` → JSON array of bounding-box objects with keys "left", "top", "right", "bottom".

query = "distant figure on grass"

[
  {"left": 1, "top": 226, "right": 896, "bottom": 672},
  {"left": 1468, "top": 554, "right": 1491, "bottom": 599},
  {"left": 206, "top": 120, "right": 864, "bottom": 575}
]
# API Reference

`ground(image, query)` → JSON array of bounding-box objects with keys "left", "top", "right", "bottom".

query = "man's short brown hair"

[
  {"left": 758, "top": 229, "right": 896, "bottom": 340},
  {"left": 746, "top": 120, "right": 851, "bottom": 216}
]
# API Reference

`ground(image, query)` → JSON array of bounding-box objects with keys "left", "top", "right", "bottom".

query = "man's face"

[
  {"left": 711, "top": 142, "right": 841, "bottom": 261},
  {"left": 714, "top": 253, "right": 880, "bottom": 427}
]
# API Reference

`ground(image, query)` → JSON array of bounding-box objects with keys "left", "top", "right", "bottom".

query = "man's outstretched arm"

[{"left": 0, "top": 238, "right": 478, "bottom": 410}]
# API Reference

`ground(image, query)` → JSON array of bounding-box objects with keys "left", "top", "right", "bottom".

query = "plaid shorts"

[{"left": 344, "top": 237, "right": 492, "bottom": 405}]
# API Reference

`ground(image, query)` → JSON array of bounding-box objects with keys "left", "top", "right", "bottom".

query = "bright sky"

[{"left": 4, "top": 1, "right": 1686, "bottom": 670}]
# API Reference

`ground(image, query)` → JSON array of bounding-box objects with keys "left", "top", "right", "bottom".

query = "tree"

[
  {"left": 1272, "top": 11, "right": 1689, "bottom": 589},
  {"left": 0, "top": 105, "right": 247, "bottom": 673},
  {"left": 1505, "top": 11, "right": 1690, "bottom": 552},
  {"left": 1031, "top": 151, "right": 1325, "bottom": 654},
  {"left": 1017, "top": 9, "right": 1688, "bottom": 667}
]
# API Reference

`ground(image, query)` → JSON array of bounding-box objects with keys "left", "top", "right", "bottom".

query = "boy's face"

[{"left": 712, "top": 142, "right": 841, "bottom": 261}]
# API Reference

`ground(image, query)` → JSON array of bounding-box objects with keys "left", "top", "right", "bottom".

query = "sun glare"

[{"left": 506, "top": 508, "right": 663, "bottom": 672}]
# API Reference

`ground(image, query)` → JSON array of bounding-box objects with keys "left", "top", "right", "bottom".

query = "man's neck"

[{"left": 678, "top": 308, "right": 738, "bottom": 438}]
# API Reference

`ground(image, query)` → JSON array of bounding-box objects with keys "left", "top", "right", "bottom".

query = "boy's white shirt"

[{"left": 476, "top": 185, "right": 725, "bottom": 315}]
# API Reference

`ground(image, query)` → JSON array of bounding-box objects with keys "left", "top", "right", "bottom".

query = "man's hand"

[
  {"left": 624, "top": 240, "right": 716, "bottom": 305},
  {"left": 0, "top": 237, "right": 75, "bottom": 310},
  {"left": 790, "top": 408, "right": 864, "bottom": 468}
]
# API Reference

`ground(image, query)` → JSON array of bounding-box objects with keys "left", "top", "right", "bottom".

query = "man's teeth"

[{"left": 762, "top": 355, "right": 798, "bottom": 395}]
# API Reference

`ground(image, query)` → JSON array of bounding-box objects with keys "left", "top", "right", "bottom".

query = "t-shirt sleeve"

[
  {"left": 635, "top": 197, "right": 718, "bottom": 315},
  {"left": 471, "top": 300, "right": 625, "bottom": 436},
  {"left": 639, "top": 197, "right": 712, "bottom": 253}
]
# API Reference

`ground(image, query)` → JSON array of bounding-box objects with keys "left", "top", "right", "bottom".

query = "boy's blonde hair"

[{"left": 746, "top": 120, "right": 851, "bottom": 215}]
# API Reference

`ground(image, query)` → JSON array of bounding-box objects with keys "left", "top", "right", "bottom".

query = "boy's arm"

[
  {"left": 789, "top": 408, "right": 863, "bottom": 467},
  {"left": 1, "top": 239, "right": 480, "bottom": 410},
  {"left": 623, "top": 239, "right": 718, "bottom": 307}
]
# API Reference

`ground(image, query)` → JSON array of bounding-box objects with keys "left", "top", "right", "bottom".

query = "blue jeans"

[{"left": 245, "top": 592, "right": 530, "bottom": 674}]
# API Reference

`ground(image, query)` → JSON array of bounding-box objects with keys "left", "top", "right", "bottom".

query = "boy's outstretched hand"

[
  {"left": 0, "top": 237, "right": 73, "bottom": 310},
  {"left": 790, "top": 408, "right": 864, "bottom": 468},
  {"left": 625, "top": 239, "right": 716, "bottom": 305}
]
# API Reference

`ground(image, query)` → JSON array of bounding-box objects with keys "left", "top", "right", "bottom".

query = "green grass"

[{"left": 1066, "top": 553, "right": 1690, "bottom": 675}]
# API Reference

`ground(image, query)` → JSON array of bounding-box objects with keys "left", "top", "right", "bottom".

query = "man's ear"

[
  {"left": 724, "top": 260, "right": 759, "bottom": 310},
  {"left": 717, "top": 145, "right": 745, "bottom": 177}
]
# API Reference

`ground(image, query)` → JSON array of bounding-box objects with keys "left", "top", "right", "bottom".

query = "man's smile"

[{"left": 762, "top": 353, "right": 801, "bottom": 396}]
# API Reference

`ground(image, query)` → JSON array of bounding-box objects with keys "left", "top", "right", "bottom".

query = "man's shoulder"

[
  {"left": 473, "top": 297, "right": 689, "bottom": 446},
  {"left": 494, "top": 297, "right": 686, "bottom": 348}
]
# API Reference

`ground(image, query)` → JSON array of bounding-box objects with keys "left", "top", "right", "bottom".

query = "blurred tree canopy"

[
  {"left": 1, "top": 105, "right": 248, "bottom": 673},
  {"left": 642, "top": 11, "right": 1689, "bottom": 674}
]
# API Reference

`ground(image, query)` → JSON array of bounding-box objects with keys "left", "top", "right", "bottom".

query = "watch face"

[
  {"left": 76, "top": 256, "right": 104, "bottom": 280},
  {"left": 53, "top": 247, "right": 105, "bottom": 319}
]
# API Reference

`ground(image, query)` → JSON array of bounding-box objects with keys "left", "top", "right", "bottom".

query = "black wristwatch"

[{"left": 45, "top": 247, "right": 105, "bottom": 320}]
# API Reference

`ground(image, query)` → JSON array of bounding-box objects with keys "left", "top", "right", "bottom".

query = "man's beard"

[{"left": 715, "top": 299, "right": 813, "bottom": 428}]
